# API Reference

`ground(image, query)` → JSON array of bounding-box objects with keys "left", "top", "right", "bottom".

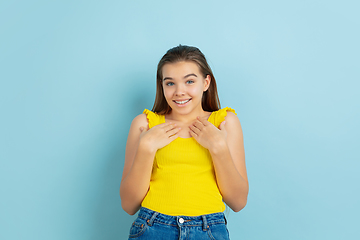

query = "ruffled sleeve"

[
  {"left": 143, "top": 109, "right": 164, "bottom": 129},
  {"left": 208, "top": 107, "right": 237, "bottom": 128}
]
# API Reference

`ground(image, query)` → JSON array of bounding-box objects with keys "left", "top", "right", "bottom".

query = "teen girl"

[{"left": 120, "top": 45, "right": 249, "bottom": 239}]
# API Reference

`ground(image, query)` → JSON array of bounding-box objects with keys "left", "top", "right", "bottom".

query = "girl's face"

[{"left": 161, "top": 61, "right": 210, "bottom": 116}]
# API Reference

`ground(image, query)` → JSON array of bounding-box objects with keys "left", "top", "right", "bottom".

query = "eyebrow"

[{"left": 163, "top": 73, "right": 198, "bottom": 81}]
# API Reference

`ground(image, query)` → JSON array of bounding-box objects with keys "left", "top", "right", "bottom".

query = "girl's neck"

[{"left": 165, "top": 108, "right": 209, "bottom": 123}]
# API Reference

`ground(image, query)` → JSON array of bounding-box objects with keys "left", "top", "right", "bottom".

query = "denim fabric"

[{"left": 128, "top": 207, "right": 230, "bottom": 240}]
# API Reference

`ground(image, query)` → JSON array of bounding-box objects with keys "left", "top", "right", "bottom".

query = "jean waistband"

[{"left": 137, "top": 207, "right": 226, "bottom": 230}]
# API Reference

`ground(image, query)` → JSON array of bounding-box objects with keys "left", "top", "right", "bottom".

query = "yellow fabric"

[{"left": 141, "top": 107, "right": 236, "bottom": 216}]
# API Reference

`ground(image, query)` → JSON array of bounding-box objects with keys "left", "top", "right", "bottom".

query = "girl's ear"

[{"left": 203, "top": 74, "right": 211, "bottom": 92}]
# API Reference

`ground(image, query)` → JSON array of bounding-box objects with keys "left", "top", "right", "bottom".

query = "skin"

[{"left": 120, "top": 61, "right": 249, "bottom": 215}]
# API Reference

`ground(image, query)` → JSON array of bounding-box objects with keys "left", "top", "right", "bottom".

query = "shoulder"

[
  {"left": 131, "top": 108, "right": 158, "bottom": 126},
  {"left": 209, "top": 107, "right": 238, "bottom": 128},
  {"left": 131, "top": 113, "right": 148, "bottom": 125},
  {"left": 224, "top": 111, "right": 239, "bottom": 123},
  {"left": 141, "top": 109, "right": 164, "bottom": 128},
  {"left": 213, "top": 107, "right": 237, "bottom": 119},
  {"left": 223, "top": 111, "right": 243, "bottom": 136},
  {"left": 130, "top": 113, "right": 148, "bottom": 130},
  {"left": 126, "top": 113, "right": 149, "bottom": 145},
  {"left": 130, "top": 108, "right": 164, "bottom": 130}
]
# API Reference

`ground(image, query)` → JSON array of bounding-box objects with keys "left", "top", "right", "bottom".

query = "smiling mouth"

[{"left": 173, "top": 99, "right": 191, "bottom": 105}]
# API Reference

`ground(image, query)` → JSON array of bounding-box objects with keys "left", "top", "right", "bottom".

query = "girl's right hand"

[{"left": 139, "top": 122, "right": 180, "bottom": 152}]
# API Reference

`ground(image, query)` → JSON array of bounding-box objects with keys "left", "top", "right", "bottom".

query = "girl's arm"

[
  {"left": 120, "top": 114, "right": 180, "bottom": 215},
  {"left": 120, "top": 114, "right": 154, "bottom": 215},
  {"left": 210, "top": 112, "right": 248, "bottom": 212},
  {"left": 189, "top": 113, "right": 249, "bottom": 212}
]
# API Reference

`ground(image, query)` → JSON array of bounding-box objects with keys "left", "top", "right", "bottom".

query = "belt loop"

[
  {"left": 147, "top": 211, "right": 159, "bottom": 226},
  {"left": 224, "top": 214, "right": 227, "bottom": 225},
  {"left": 202, "top": 215, "right": 208, "bottom": 231}
]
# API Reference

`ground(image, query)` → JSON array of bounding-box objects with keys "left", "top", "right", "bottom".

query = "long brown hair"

[{"left": 152, "top": 45, "right": 221, "bottom": 114}]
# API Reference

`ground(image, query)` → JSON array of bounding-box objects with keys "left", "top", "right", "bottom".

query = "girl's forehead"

[{"left": 162, "top": 61, "right": 201, "bottom": 77}]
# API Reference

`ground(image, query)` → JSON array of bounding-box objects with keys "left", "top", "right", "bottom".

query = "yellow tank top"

[{"left": 141, "top": 107, "right": 236, "bottom": 216}]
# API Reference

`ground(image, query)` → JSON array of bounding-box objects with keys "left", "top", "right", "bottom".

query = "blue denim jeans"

[{"left": 128, "top": 207, "right": 230, "bottom": 240}]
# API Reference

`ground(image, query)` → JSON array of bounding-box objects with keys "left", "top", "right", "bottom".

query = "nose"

[{"left": 175, "top": 85, "right": 185, "bottom": 96}]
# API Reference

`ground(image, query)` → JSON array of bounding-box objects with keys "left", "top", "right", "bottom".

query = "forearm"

[
  {"left": 120, "top": 143, "right": 156, "bottom": 215},
  {"left": 210, "top": 143, "right": 249, "bottom": 212}
]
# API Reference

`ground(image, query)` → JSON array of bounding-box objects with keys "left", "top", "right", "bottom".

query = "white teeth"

[{"left": 174, "top": 99, "right": 190, "bottom": 104}]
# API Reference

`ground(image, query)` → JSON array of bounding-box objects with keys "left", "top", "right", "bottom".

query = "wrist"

[
  {"left": 138, "top": 138, "right": 157, "bottom": 155},
  {"left": 209, "top": 139, "right": 228, "bottom": 156}
]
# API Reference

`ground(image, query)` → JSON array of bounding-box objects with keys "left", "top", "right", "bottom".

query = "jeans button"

[{"left": 179, "top": 218, "right": 184, "bottom": 224}]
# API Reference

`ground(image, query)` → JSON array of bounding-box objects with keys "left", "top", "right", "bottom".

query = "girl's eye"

[
  {"left": 166, "top": 82, "right": 174, "bottom": 86},
  {"left": 186, "top": 80, "right": 194, "bottom": 84}
]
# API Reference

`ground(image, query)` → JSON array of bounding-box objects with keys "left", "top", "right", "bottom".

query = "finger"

[
  {"left": 161, "top": 122, "right": 176, "bottom": 128},
  {"left": 219, "top": 121, "right": 226, "bottom": 130},
  {"left": 167, "top": 127, "right": 181, "bottom": 137},
  {"left": 168, "top": 132, "right": 179, "bottom": 140},
  {"left": 139, "top": 126, "right": 148, "bottom": 132},
  {"left": 189, "top": 124, "right": 200, "bottom": 135},
  {"left": 196, "top": 116, "right": 208, "bottom": 126},
  {"left": 189, "top": 129, "right": 197, "bottom": 138},
  {"left": 152, "top": 122, "right": 173, "bottom": 131},
  {"left": 163, "top": 123, "right": 178, "bottom": 133},
  {"left": 192, "top": 120, "right": 204, "bottom": 130}
]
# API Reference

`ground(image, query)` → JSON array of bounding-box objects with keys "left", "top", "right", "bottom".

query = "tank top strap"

[
  {"left": 143, "top": 109, "right": 165, "bottom": 129},
  {"left": 208, "top": 107, "right": 237, "bottom": 128}
]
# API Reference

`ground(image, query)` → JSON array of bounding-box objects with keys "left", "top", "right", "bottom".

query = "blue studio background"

[{"left": 1, "top": 0, "right": 359, "bottom": 239}]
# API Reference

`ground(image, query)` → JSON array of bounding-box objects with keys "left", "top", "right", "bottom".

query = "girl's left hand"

[{"left": 189, "top": 117, "right": 227, "bottom": 151}]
